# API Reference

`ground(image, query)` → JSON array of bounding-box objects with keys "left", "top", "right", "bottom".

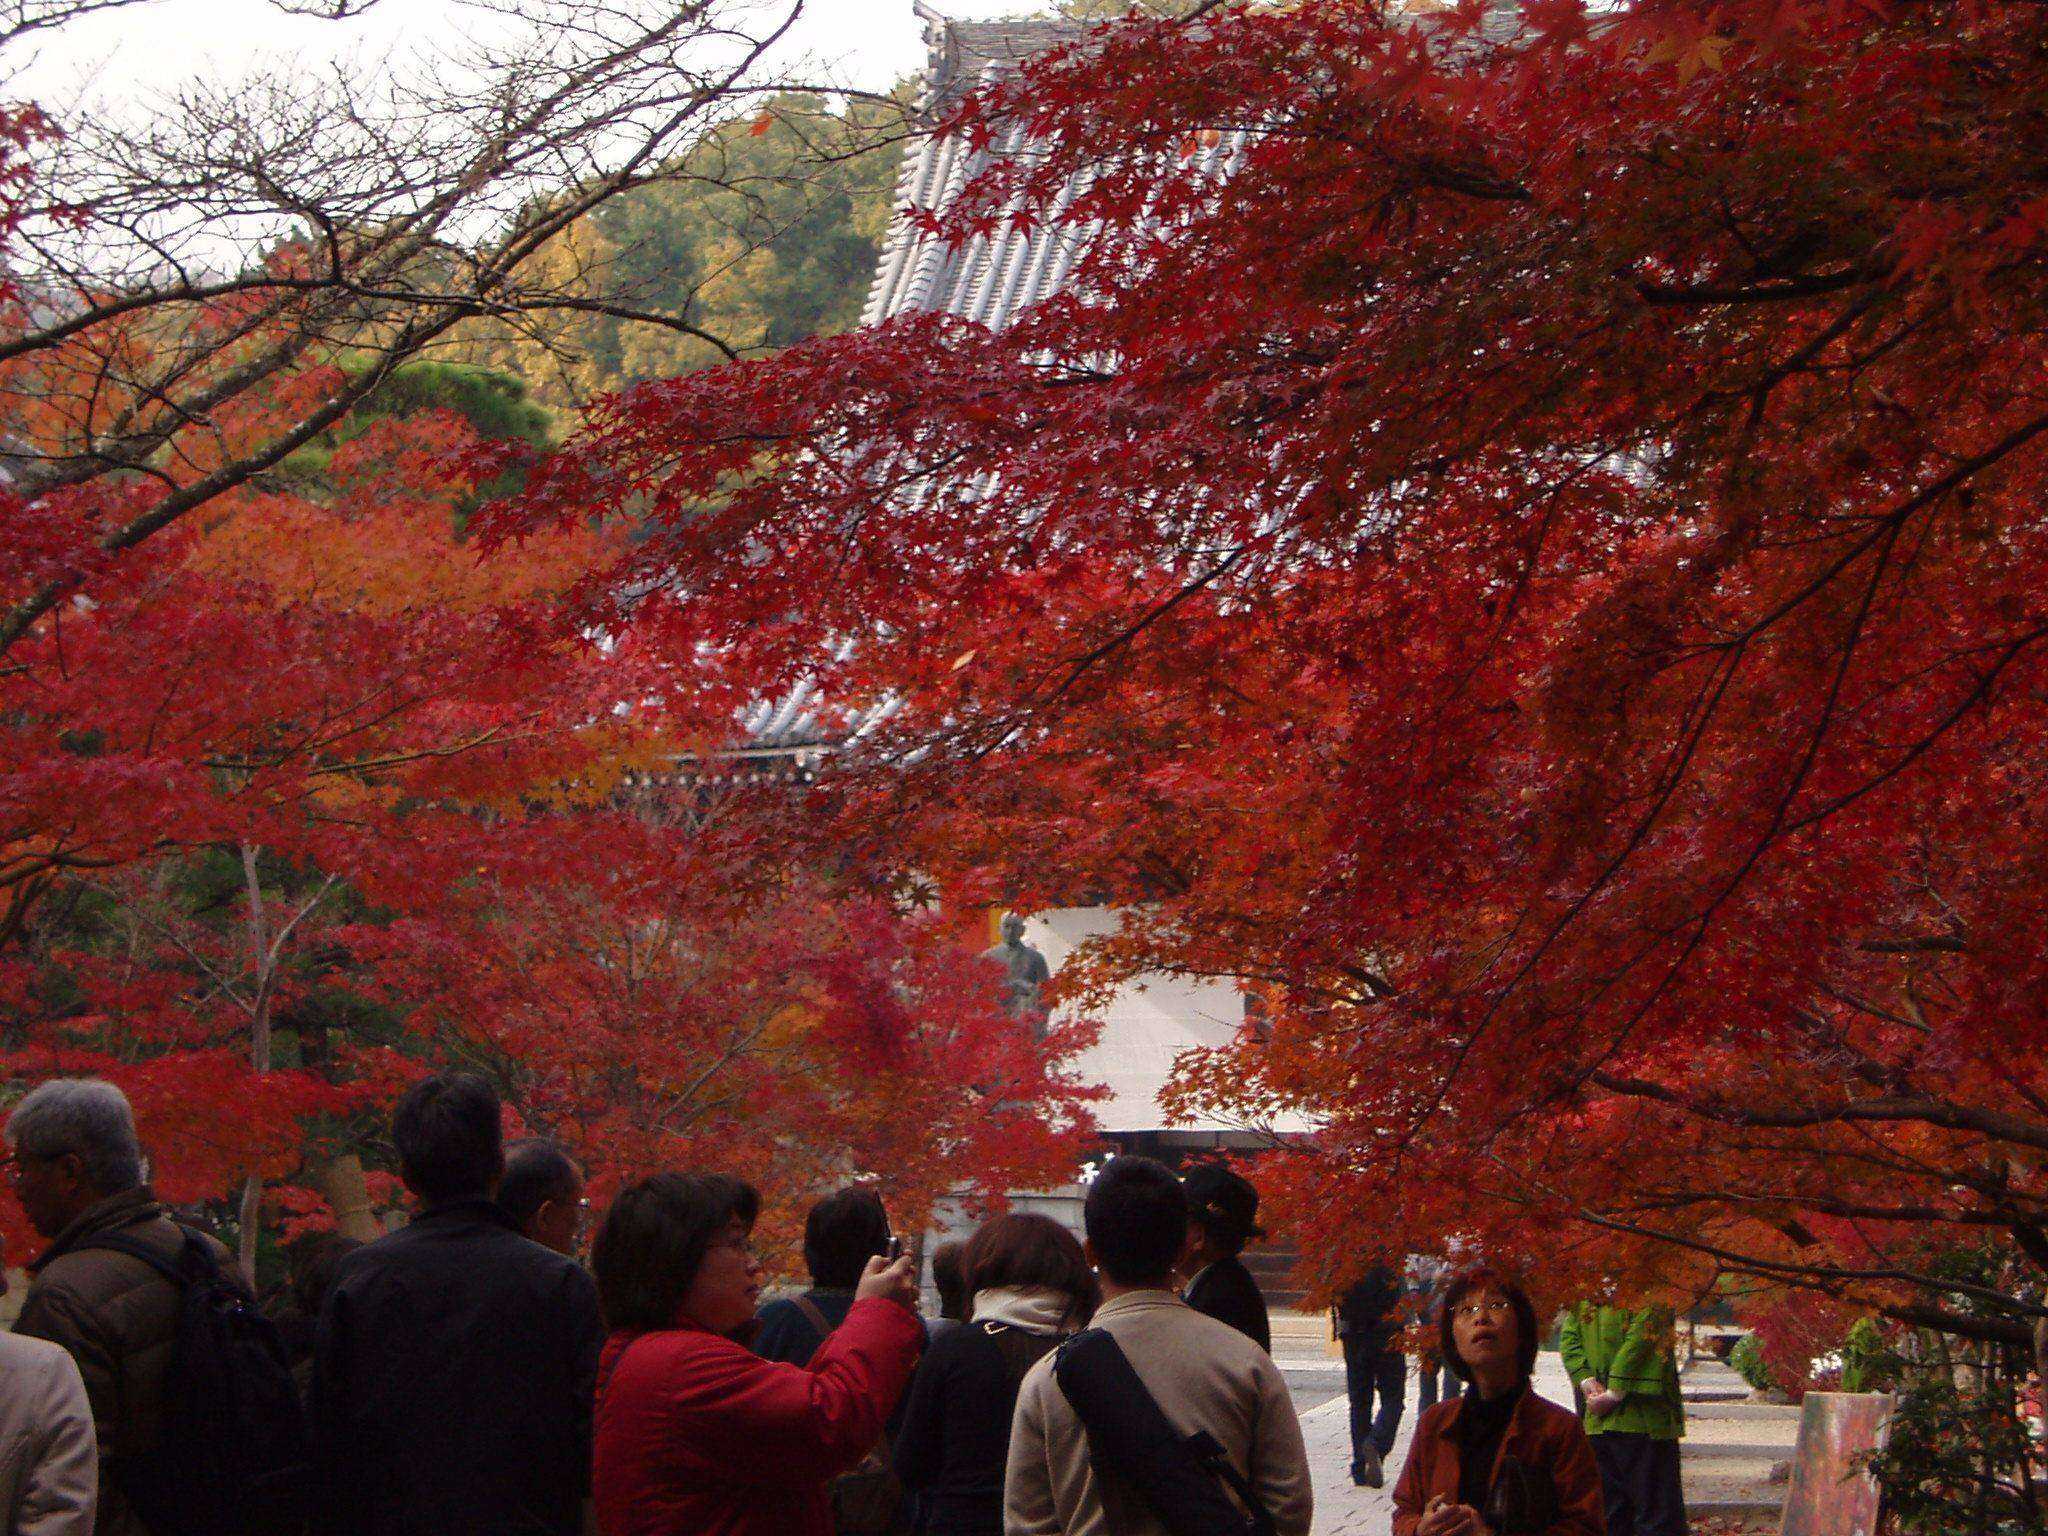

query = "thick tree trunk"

[{"left": 318, "top": 1153, "right": 381, "bottom": 1243}]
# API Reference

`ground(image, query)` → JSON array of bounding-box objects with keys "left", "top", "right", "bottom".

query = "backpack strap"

[{"left": 68, "top": 1229, "right": 211, "bottom": 1288}]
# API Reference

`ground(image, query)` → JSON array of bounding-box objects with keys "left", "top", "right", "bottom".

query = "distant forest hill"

[
  {"left": 443, "top": 3, "right": 1211, "bottom": 425},
  {"left": 450, "top": 92, "right": 908, "bottom": 421}
]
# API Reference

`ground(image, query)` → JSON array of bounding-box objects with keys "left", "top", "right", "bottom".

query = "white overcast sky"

[{"left": 9, "top": 0, "right": 1041, "bottom": 108}]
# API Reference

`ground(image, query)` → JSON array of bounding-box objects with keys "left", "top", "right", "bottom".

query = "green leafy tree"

[{"left": 456, "top": 94, "right": 905, "bottom": 414}]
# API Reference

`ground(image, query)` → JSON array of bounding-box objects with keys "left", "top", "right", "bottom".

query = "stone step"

[
  {"left": 1682, "top": 1362, "right": 1762, "bottom": 1405},
  {"left": 1687, "top": 1507, "right": 1785, "bottom": 1531},
  {"left": 1684, "top": 1365, "right": 1750, "bottom": 1388},
  {"left": 1270, "top": 1309, "right": 1328, "bottom": 1331},
  {"left": 1682, "top": 1440, "right": 1799, "bottom": 1462},
  {"left": 1687, "top": 1400, "right": 1803, "bottom": 1424}
]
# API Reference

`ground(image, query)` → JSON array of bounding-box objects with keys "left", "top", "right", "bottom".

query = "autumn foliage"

[
  {"left": 0, "top": 239, "right": 1094, "bottom": 1268},
  {"left": 498, "top": 0, "right": 2048, "bottom": 1338}
]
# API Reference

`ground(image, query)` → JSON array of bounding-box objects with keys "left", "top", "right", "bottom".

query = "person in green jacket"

[{"left": 1559, "top": 1300, "right": 1688, "bottom": 1536}]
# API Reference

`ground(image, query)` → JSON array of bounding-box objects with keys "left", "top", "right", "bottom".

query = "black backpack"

[
  {"left": 79, "top": 1229, "right": 315, "bottom": 1536},
  {"left": 1051, "top": 1326, "right": 1277, "bottom": 1536}
]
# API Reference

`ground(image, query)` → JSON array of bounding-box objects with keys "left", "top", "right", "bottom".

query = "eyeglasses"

[
  {"left": 1452, "top": 1298, "right": 1515, "bottom": 1322},
  {"left": 0, "top": 1148, "right": 48, "bottom": 1182}
]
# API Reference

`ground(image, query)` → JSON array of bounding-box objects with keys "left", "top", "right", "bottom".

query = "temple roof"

[
  {"left": 863, "top": 8, "right": 1246, "bottom": 331},
  {"left": 733, "top": 1, "right": 1516, "bottom": 771}
]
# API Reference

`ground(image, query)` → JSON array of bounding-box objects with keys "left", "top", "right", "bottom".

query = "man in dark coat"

[
  {"left": 1336, "top": 1266, "right": 1406, "bottom": 1488},
  {"left": 1178, "top": 1164, "right": 1271, "bottom": 1353},
  {"left": 312, "top": 1073, "right": 602, "bottom": 1536},
  {"left": 8, "top": 1077, "right": 236, "bottom": 1536}
]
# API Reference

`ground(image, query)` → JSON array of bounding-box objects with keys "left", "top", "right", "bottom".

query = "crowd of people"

[{"left": 1, "top": 1070, "right": 1689, "bottom": 1536}]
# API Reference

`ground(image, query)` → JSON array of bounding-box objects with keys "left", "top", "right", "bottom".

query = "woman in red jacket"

[
  {"left": 591, "top": 1172, "right": 924, "bottom": 1536},
  {"left": 1391, "top": 1268, "right": 1604, "bottom": 1536}
]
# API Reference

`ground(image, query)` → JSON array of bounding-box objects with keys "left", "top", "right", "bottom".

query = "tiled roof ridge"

[{"left": 913, "top": 4, "right": 1090, "bottom": 108}]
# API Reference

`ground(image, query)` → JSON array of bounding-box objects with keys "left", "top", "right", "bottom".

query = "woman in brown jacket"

[{"left": 1391, "top": 1269, "right": 1603, "bottom": 1536}]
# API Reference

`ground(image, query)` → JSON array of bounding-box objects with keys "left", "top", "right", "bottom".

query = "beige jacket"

[
  {"left": 1003, "top": 1289, "right": 1313, "bottom": 1536},
  {"left": 0, "top": 1330, "right": 98, "bottom": 1536}
]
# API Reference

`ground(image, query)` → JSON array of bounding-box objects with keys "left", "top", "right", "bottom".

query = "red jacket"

[
  {"left": 593, "top": 1298, "right": 923, "bottom": 1536},
  {"left": 1391, "top": 1389, "right": 1604, "bottom": 1536}
]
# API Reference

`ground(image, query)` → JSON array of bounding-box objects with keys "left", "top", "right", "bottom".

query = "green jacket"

[{"left": 1558, "top": 1302, "right": 1685, "bottom": 1440}]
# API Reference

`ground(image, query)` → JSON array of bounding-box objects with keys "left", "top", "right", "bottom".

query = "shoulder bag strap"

[
  {"left": 1186, "top": 1431, "right": 1278, "bottom": 1536},
  {"left": 791, "top": 1292, "right": 836, "bottom": 1341},
  {"left": 1053, "top": 1326, "right": 1276, "bottom": 1536}
]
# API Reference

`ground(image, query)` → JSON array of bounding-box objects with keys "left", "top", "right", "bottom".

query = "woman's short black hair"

[
  {"left": 803, "top": 1186, "right": 891, "bottom": 1290},
  {"left": 1438, "top": 1266, "right": 1541, "bottom": 1384},
  {"left": 593, "top": 1173, "right": 759, "bottom": 1332},
  {"left": 962, "top": 1212, "right": 1100, "bottom": 1327},
  {"left": 391, "top": 1071, "right": 504, "bottom": 1204}
]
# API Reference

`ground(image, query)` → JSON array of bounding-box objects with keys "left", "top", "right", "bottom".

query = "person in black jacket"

[
  {"left": 754, "top": 1185, "right": 893, "bottom": 1365},
  {"left": 892, "top": 1213, "right": 1097, "bottom": 1536},
  {"left": 1178, "top": 1164, "right": 1271, "bottom": 1353},
  {"left": 1336, "top": 1265, "right": 1405, "bottom": 1488},
  {"left": 311, "top": 1073, "right": 603, "bottom": 1536}
]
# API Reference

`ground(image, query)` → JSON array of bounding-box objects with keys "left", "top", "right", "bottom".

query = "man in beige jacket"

[
  {"left": 1004, "top": 1156, "right": 1313, "bottom": 1536},
  {"left": 0, "top": 1325, "right": 98, "bottom": 1536}
]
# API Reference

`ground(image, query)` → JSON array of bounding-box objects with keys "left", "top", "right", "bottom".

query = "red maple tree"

[
  {"left": 2, "top": 333, "right": 1093, "bottom": 1274},
  {"left": 502, "top": 0, "right": 2048, "bottom": 1339},
  {"left": 0, "top": 7, "right": 1098, "bottom": 1280}
]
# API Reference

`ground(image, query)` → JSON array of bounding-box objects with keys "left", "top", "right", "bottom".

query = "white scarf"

[{"left": 971, "top": 1285, "right": 1079, "bottom": 1335}]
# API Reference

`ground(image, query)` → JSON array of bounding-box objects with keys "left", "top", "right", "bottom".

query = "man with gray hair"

[{"left": 5, "top": 1077, "right": 239, "bottom": 1536}]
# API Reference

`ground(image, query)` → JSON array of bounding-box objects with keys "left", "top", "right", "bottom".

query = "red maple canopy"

[{"left": 500, "top": 0, "right": 2048, "bottom": 1336}]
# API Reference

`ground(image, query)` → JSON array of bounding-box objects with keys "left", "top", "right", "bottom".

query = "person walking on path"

[
  {"left": 1179, "top": 1163, "right": 1272, "bottom": 1353},
  {"left": 7, "top": 1078, "right": 238, "bottom": 1536},
  {"left": 1407, "top": 1251, "right": 1464, "bottom": 1412},
  {"left": 1336, "top": 1264, "right": 1406, "bottom": 1489},
  {"left": 0, "top": 1324, "right": 97, "bottom": 1536},
  {"left": 1391, "top": 1268, "right": 1604, "bottom": 1536},
  {"left": 1559, "top": 1300, "right": 1688, "bottom": 1536},
  {"left": 312, "top": 1072, "right": 603, "bottom": 1536},
  {"left": 756, "top": 1186, "right": 895, "bottom": 1366},
  {"left": 1004, "top": 1155, "right": 1313, "bottom": 1536},
  {"left": 590, "top": 1172, "right": 924, "bottom": 1536},
  {"left": 892, "top": 1213, "right": 1097, "bottom": 1536}
]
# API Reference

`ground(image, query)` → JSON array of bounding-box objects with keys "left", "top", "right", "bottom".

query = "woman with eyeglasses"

[
  {"left": 590, "top": 1173, "right": 924, "bottom": 1536},
  {"left": 1391, "top": 1268, "right": 1604, "bottom": 1536}
]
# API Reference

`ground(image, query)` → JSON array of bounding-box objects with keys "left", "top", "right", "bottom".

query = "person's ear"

[
  {"left": 1083, "top": 1237, "right": 1101, "bottom": 1271},
  {"left": 54, "top": 1151, "right": 91, "bottom": 1199}
]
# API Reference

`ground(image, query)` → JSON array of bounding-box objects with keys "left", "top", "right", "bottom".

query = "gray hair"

[{"left": 6, "top": 1078, "right": 145, "bottom": 1194}]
